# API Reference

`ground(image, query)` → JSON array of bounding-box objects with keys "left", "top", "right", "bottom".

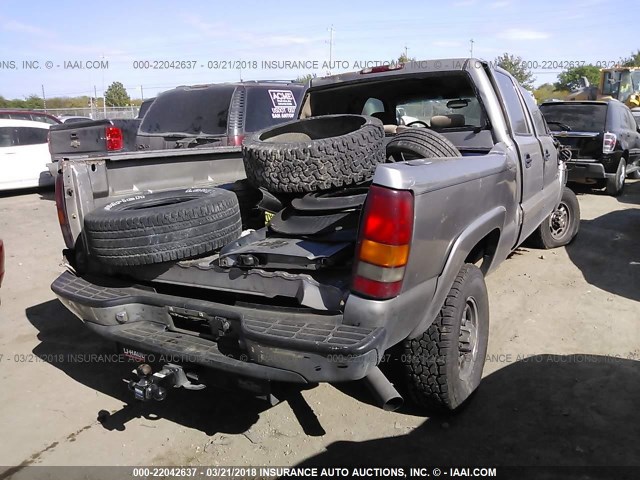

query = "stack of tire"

[
  {"left": 82, "top": 114, "right": 461, "bottom": 267},
  {"left": 241, "top": 114, "right": 461, "bottom": 194}
]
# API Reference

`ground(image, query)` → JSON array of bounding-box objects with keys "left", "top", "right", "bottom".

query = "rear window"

[
  {"left": 539, "top": 103, "right": 607, "bottom": 132},
  {"left": 139, "top": 86, "right": 235, "bottom": 135},
  {"left": 244, "top": 87, "right": 302, "bottom": 132}
]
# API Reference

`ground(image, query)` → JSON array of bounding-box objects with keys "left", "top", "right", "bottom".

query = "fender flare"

[{"left": 408, "top": 206, "right": 506, "bottom": 339}]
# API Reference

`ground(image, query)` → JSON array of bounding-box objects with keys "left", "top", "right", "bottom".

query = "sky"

[{"left": 0, "top": 0, "right": 638, "bottom": 101}]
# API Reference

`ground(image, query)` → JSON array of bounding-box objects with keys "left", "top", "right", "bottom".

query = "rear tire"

[
  {"left": 606, "top": 158, "right": 626, "bottom": 196},
  {"left": 530, "top": 187, "right": 580, "bottom": 249},
  {"left": 402, "top": 264, "right": 489, "bottom": 411}
]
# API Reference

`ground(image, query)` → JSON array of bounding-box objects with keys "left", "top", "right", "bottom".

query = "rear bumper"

[
  {"left": 567, "top": 161, "right": 610, "bottom": 182},
  {"left": 51, "top": 271, "right": 384, "bottom": 384}
]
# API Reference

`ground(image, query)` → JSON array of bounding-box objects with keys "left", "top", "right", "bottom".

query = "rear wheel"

[
  {"left": 402, "top": 264, "right": 489, "bottom": 411},
  {"left": 606, "top": 158, "right": 626, "bottom": 196}
]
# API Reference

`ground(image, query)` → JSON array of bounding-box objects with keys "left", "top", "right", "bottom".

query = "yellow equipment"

[{"left": 566, "top": 67, "right": 640, "bottom": 108}]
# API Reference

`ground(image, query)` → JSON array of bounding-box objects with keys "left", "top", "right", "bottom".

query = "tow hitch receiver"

[{"left": 127, "top": 363, "right": 205, "bottom": 401}]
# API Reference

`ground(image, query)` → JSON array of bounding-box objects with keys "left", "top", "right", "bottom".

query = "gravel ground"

[{"left": 0, "top": 181, "right": 638, "bottom": 473}]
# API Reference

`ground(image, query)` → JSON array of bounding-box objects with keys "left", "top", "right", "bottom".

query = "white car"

[{"left": 0, "top": 119, "right": 54, "bottom": 191}]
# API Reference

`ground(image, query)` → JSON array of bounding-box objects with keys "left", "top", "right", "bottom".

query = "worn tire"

[
  {"left": 402, "top": 264, "right": 489, "bottom": 411},
  {"left": 386, "top": 128, "right": 461, "bottom": 161},
  {"left": 242, "top": 115, "right": 385, "bottom": 193},
  {"left": 84, "top": 188, "right": 242, "bottom": 266},
  {"left": 606, "top": 158, "right": 626, "bottom": 196},
  {"left": 529, "top": 187, "right": 580, "bottom": 249}
]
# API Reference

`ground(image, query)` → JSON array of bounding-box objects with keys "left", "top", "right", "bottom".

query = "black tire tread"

[
  {"left": 401, "top": 264, "right": 486, "bottom": 410},
  {"left": 529, "top": 187, "right": 580, "bottom": 249},
  {"left": 386, "top": 129, "right": 461, "bottom": 160},
  {"left": 84, "top": 189, "right": 242, "bottom": 266},
  {"left": 242, "top": 117, "right": 385, "bottom": 193}
]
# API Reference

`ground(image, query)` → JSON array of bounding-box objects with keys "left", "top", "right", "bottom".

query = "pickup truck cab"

[
  {"left": 51, "top": 59, "right": 577, "bottom": 412},
  {"left": 48, "top": 82, "right": 306, "bottom": 163}
]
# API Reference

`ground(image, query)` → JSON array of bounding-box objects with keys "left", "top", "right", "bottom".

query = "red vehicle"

[{"left": 0, "top": 109, "right": 61, "bottom": 125}]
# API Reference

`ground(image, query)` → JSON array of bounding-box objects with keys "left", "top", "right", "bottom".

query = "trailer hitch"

[{"left": 126, "top": 363, "right": 205, "bottom": 402}]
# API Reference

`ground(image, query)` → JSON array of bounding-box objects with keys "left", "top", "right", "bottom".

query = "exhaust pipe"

[{"left": 363, "top": 367, "right": 403, "bottom": 412}]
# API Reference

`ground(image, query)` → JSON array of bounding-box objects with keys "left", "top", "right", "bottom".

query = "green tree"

[
  {"left": 494, "top": 53, "right": 535, "bottom": 89},
  {"left": 398, "top": 51, "right": 416, "bottom": 64},
  {"left": 533, "top": 83, "right": 570, "bottom": 103},
  {"left": 104, "top": 81, "right": 130, "bottom": 107},
  {"left": 294, "top": 73, "right": 316, "bottom": 84},
  {"left": 23, "top": 94, "right": 44, "bottom": 109},
  {"left": 555, "top": 65, "right": 600, "bottom": 91},
  {"left": 622, "top": 49, "right": 640, "bottom": 67}
]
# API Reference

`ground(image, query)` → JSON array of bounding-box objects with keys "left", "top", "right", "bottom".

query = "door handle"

[
  {"left": 544, "top": 150, "right": 551, "bottom": 160},
  {"left": 525, "top": 153, "right": 532, "bottom": 168}
]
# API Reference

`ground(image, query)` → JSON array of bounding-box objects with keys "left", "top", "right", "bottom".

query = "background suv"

[
  {"left": 540, "top": 99, "right": 640, "bottom": 196},
  {"left": 137, "top": 81, "right": 306, "bottom": 150}
]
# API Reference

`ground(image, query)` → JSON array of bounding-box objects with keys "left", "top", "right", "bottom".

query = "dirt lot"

[{"left": 0, "top": 182, "right": 638, "bottom": 472}]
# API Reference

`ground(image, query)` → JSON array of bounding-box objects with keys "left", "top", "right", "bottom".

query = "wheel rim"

[
  {"left": 459, "top": 296, "right": 479, "bottom": 378},
  {"left": 618, "top": 160, "right": 626, "bottom": 188},
  {"left": 549, "top": 202, "right": 570, "bottom": 240}
]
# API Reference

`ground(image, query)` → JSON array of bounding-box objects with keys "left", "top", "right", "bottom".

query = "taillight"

[
  {"left": 228, "top": 135, "right": 246, "bottom": 146},
  {"left": 55, "top": 170, "right": 74, "bottom": 248},
  {"left": 105, "top": 126, "right": 123, "bottom": 151},
  {"left": 47, "top": 130, "right": 52, "bottom": 155},
  {"left": 352, "top": 185, "right": 414, "bottom": 300},
  {"left": 603, "top": 132, "right": 616, "bottom": 154}
]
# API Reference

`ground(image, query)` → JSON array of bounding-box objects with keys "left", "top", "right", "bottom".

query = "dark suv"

[
  {"left": 540, "top": 99, "right": 640, "bottom": 196},
  {"left": 137, "top": 81, "right": 305, "bottom": 150}
]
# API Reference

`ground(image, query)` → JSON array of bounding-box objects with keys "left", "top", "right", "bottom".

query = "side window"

[
  {"left": 0, "top": 127, "right": 16, "bottom": 147},
  {"left": 33, "top": 115, "right": 58, "bottom": 125},
  {"left": 519, "top": 86, "right": 549, "bottom": 136},
  {"left": 362, "top": 98, "right": 384, "bottom": 115},
  {"left": 494, "top": 72, "right": 530, "bottom": 135},
  {"left": 16, "top": 127, "right": 48, "bottom": 146}
]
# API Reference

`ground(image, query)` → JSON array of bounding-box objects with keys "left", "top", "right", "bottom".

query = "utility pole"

[
  {"left": 101, "top": 53, "right": 107, "bottom": 118},
  {"left": 94, "top": 85, "right": 98, "bottom": 119},
  {"left": 41, "top": 85, "right": 47, "bottom": 112},
  {"left": 469, "top": 39, "right": 474, "bottom": 58},
  {"left": 404, "top": 44, "right": 408, "bottom": 60},
  {"left": 140, "top": 85, "right": 144, "bottom": 101},
  {"left": 327, "top": 25, "right": 334, "bottom": 75}
]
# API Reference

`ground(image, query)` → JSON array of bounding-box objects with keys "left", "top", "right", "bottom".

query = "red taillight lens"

[
  {"left": 55, "top": 170, "right": 74, "bottom": 248},
  {"left": 105, "top": 126, "right": 123, "bottom": 151},
  {"left": 228, "top": 135, "right": 246, "bottom": 146},
  {"left": 603, "top": 132, "right": 616, "bottom": 154},
  {"left": 352, "top": 185, "right": 414, "bottom": 300}
]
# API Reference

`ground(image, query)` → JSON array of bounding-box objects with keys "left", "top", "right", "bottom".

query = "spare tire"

[
  {"left": 386, "top": 128, "right": 460, "bottom": 162},
  {"left": 242, "top": 115, "right": 385, "bottom": 193},
  {"left": 84, "top": 188, "right": 242, "bottom": 266}
]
